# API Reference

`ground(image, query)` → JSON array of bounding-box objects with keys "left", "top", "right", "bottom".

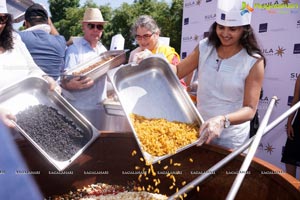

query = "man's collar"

[{"left": 23, "top": 24, "right": 51, "bottom": 33}]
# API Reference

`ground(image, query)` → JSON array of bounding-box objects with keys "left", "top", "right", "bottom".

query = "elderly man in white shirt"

[{"left": 62, "top": 8, "right": 108, "bottom": 129}]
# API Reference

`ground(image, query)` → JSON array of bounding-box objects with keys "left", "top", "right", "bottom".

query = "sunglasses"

[
  {"left": 87, "top": 23, "right": 104, "bottom": 31},
  {"left": 135, "top": 33, "right": 154, "bottom": 41},
  {"left": 0, "top": 15, "right": 8, "bottom": 24}
]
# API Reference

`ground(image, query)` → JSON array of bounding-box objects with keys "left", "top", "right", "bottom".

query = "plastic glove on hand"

[
  {"left": 197, "top": 115, "right": 225, "bottom": 146},
  {"left": 132, "top": 49, "right": 153, "bottom": 64}
]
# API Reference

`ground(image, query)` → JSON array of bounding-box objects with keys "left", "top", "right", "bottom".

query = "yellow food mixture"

[{"left": 130, "top": 113, "right": 199, "bottom": 156}]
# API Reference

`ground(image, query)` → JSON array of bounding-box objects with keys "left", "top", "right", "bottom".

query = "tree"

[
  {"left": 48, "top": 0, "right": 80, "bottom": 23},
  {"left": 90, "top": 0, "right": 162, "bottom": 51},
  {"left": 109, "top": 0, "right": 183, "bottom": 53},
  {"left": 49, "top": 0, "right": 183, "bottom": 54},
  {"left": 96, "top": 5, "right": 114, "bottom": 49},
  {"left": 167, "top": 0, "right": 183, "bottom": 53},
  {"left": 54, "top": 7, "right": 84, "bottom": 42}
]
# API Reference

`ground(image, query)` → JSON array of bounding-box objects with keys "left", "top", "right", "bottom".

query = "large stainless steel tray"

[
  {"left": 0, "top": 76, "right": 99, "bottom": 171},
  {"left": 64, "top": 50, "right": 127, "bottom": 81},
  {"left": 107, "top": 57, "right": 204, "bottom": 164}
]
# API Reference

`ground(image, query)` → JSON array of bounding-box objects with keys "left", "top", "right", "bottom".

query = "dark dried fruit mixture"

[{"left": 16, "top": 104, "right": 89, "bottom": 161}]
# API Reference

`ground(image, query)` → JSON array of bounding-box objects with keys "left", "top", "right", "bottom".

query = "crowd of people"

[
  {"left": 0, "top": 1, "right": 299, "bottom": 198},
  {"left": 0, "top": 1, "right": 57, "bottom": 128},
  {"left": 0, "top": 0, "right": 53, "bottom": 198}
]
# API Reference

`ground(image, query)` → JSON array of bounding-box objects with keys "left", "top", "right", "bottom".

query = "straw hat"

[
  {"left": 82, "top": 8, "right": 107, "bottom": 24},
  {"left": 216, "top": 0, "right": 253, "bottom": 26},
  {"left": 0, "top": 0, "right": 8, "bottom": 14}
]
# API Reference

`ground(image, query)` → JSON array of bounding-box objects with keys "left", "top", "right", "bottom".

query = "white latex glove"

[
  {"left": 132, "top": 49, "right": 153, "bottom": 64},
  {"left": 197, "top": 115, "right": 225, "bottom": 146}
]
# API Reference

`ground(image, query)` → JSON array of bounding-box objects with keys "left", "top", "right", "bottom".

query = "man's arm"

[{"left": 48, "top": 17, "right": 59, "bottom": 35}]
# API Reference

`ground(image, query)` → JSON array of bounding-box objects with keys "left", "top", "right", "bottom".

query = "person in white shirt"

[
  {"left": 62, "top": 8, "right": 108, "bottom": 129},
  {"left": 0, "top": 0, "right": 57, "bottom": 127},
  {"left": 173, "top": 0, "right": 265, "bottom": 149}
]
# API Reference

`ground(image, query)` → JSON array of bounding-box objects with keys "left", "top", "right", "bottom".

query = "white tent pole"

[
  {"left": 168, "top": 97, "right": 300, "bottom": 200},
  {"left": 226, "top": 97, "right": 277, "bottom": 200}
]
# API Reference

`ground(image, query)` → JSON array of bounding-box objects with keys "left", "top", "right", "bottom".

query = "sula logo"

[{"left": 240, "top": 1, "right": 254, "bottom": 16}]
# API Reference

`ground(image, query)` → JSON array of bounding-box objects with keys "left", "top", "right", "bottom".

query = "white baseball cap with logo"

[
  {"left": 0, "top": 0, "right": 8, "bottom": 14},
  {"left": 216, "top": 0, "right": 254, "bottom": 27}
]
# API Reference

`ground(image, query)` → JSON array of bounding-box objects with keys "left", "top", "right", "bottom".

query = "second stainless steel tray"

[
  {"left": 0, "top": 76, "right": 99, "bottom": 171},
  {"left": 64, "top": 50, "right": 127, "bottom": 81},
  {"left": 107, "top": 57, "right": 204, "bottom": 164},
  {"left": 103, "top": 98, "right": 126, "bottom": 116}
]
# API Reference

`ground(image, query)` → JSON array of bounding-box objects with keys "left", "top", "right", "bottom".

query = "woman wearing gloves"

[
  {"left": 129, "top": 15, "right": 187, "bottom": 87},
  {"left": 173, "top": 0, "right": 265, "bottom": 149},
  {"left": 128, "top": 15, "right": 180, "bottom": 65},
  {"left": 0, "top": 0, "right": 57, "bottom": 128}
]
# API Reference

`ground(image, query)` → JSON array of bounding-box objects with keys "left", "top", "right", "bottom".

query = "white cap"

[
  {"left": 216, "top": 0, "right": 253, "bottom": 27},
  {"left": 0, "top": 0, "right": 8, "bottom": 14}
]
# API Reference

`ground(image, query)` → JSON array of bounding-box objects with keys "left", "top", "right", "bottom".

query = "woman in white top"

[
  {"left": 0, "top": 8, "right": 57, "bottom": 127},
  {"left": 173, "top": 3, "right": 265, "bottom": 149}
]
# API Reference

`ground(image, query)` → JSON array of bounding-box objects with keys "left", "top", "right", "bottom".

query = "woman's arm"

[
  {"left": 14, "top": 32, "right": 43, "bottom": 76},
  {"left": 176, "top": 44, "right": 200, "bottom": 79},
  {"left": 197, "top": 58, "right": 265, "bottom": 145},
  {"left": 227, "top": 58, "right": 265, "bottom": 125}
]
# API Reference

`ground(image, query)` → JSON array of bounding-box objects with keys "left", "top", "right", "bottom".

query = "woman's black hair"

[
  {"left": 0, "top": 14, "right": 14, "bottom": 51},
  {"left": 207, "top": 22, "right": 266, "bottom": 67}
]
